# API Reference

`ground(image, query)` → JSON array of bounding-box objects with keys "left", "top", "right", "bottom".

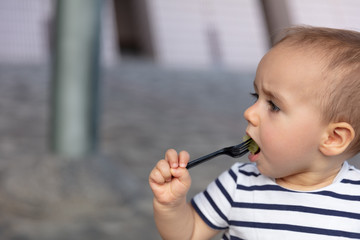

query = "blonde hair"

[{"left": 275, "top": 26, "right": 360, "bottom": 155}]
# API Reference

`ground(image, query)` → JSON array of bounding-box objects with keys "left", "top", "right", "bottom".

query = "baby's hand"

[{"left": 149, "top": 149, "right": 191, "bottom": 206}]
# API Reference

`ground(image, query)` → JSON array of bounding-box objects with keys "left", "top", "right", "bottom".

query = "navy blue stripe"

[
  {"left": 341, "top": 179, "right": 360, "bottom": 185},
  {"left": 204, "top": 190, "right": 228, "bottom": 223},
  {"left": 237, "top": 184, "right": 284, "bottom": 192},
  {"left": 229, "top": 236, "right": 245, "bottom": 240},
  {"left": 233, "top": 202, "right": 360, "bottom": 220},
  {"left": 216, "top": 178, "right": 234, "bottom": 205},
  {"left": 236, "top": 184, "right": 360, "bottom": 201},
  {"left": 238, "top": 169, "right": 261, "bottom": 177},
  {"left": 191, "top": 199, "right": 227, "bottom": 230},
  {"left": 228, "top": 168, "right": 237, "bottom": 182},
  {"left": 314, "top": 190, "right": 360, "bottom": 201},
  {"left": 229, "top": 221, "right": 360, "bottom": 239}
]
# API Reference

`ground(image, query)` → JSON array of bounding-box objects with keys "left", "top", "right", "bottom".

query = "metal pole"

[{"left": 51, "top": 0, "right": 102, "bottom": 158}]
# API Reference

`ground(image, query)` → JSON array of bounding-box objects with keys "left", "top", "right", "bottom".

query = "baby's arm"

[{"left": 149, "top": 149, "right": 219, "bottom": 239}]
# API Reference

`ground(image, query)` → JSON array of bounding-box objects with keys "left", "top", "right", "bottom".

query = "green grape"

[{"left": 243, "top": 135, "right": 259, "bottom": 154}]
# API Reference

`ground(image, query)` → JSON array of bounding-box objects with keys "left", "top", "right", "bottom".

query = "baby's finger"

[
  {"left": 178, "top": 151, "right": 190, "bottom": 168},
  {"left": 157, "top": 159, "right": 173, "bottom": 182},
  {"left": 149, "top": 167, "right": 166, "bottom": 184},
  {"left": 165, "top": 149, "right": 179, "bottom": 168}
]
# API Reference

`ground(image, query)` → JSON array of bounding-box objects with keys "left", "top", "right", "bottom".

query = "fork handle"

[{"left": 186, "top": 149, "right": 225, "bottom": 169}]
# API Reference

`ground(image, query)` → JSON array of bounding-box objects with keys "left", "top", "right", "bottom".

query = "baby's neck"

[{"left": 275, "top": 164, "right": 343, "bottom": 191}]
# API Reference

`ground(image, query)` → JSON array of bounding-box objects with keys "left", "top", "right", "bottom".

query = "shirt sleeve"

[{"left": 191, "top": 163, "right": 240, "bottom": 230}]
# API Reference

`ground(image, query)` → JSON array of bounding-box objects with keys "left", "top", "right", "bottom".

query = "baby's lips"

[{"left": 248, "top": 151, "right": 259, "bottom": 162}]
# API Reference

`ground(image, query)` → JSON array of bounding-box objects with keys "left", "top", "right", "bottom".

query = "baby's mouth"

[
  {"left": 247, "top": 139, "right": 261, "bottom": 163},
  {"left": 243, "top": 135, "right": 261, "bottom": 155},
  {"left": 248, "top": 139, "right": 260, "bottom": 155}
]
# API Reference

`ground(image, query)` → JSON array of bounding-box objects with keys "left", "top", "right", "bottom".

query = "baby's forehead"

[
  {"left": 261, "top": 45, "right": 325, "bottom": 73},
  {"left": 272, "top": 40, "right": 338, "bottom": 71},
  {"left": 257, "top": 45, "right": 328, "bottom": 96}
]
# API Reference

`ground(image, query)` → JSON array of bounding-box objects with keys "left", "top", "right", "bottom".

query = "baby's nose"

[{"left": 244, "top": 103, "right": 260, "bottom": 127}]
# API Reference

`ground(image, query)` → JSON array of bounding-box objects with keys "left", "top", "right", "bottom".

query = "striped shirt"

[{"left": 191, "top": 161, "right": 360, "bottom": 240}]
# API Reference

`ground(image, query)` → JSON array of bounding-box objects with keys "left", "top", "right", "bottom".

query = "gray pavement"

[{"left": 0, "top": 61, "right": 358, "bottom": 240}]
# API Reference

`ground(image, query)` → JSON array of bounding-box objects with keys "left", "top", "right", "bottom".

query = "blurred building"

[{"left": 0, "top": 0, "right": 360, "bottom": 70}]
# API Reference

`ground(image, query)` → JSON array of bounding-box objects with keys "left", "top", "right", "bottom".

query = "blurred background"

[{"left": 0, "top": 0, "right": 359, "bottom": 239}]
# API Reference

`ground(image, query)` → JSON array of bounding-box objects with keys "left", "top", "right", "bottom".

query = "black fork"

[{"left": 186, "top": 138, "right": 252, "bottom": 169}]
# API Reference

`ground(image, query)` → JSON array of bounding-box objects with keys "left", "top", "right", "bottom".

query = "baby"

[{"left": 149, "top": 26, "right": 360, "bottom": 239}]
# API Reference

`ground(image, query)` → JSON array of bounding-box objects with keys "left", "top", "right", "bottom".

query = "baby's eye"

[
  {"left": 267, "top": 100, "right": 280, "bottom": 112},
  {"left": 250, "top": 92, "right": 259, "bottom": 101}
]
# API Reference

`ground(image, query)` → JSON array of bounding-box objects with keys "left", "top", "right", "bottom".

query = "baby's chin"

[{"left": 255, "top": 160, "right": 289, "bottom": 180}]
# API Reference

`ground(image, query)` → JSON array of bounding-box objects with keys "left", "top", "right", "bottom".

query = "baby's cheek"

[
  {"left": 261, "top": 126, "right": 281, "bottom": 146},
  {"left": 261, "top": 129, "right": 292, "bottom": 156}
]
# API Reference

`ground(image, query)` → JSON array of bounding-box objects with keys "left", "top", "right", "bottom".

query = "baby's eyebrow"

[
  {"left": 262, "top": 87, "right": 285, "bottom": 104},
  {"left": 254, "top": 81, "right": 285, "bottom": 104}
]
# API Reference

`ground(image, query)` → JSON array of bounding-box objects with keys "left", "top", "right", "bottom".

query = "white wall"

[
  {"left": 211, "top": 0, "right": 268, "bottom": 70},
  {"left": 147, "top": 0, "right": 360, "bottom": 71},
  {"left": 147, "top": 0, "right": 268, "bottom": 71},
  {"left": 289, "top": 0, "right": 360, "bottom": 31},
  {"left": 1, "top": 0, "right": 360, "bottom": 70},
  {"left": 0, "top": 0, "right": 53, "bottom": 63},
  {"left": 0, "top": 0, "right": 118, "bottom": 66},
  {"left": 147, "top": 0, "right": 211, "bottom": 68}
]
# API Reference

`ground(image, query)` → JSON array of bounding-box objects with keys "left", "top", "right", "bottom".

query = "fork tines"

[{"left": 227, "top": 138, "right": 252, "bottom": 158}]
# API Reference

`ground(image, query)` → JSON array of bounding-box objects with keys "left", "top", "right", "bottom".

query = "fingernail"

[{"left": 180, "top": 163, "right": 186, "bottom": 168}]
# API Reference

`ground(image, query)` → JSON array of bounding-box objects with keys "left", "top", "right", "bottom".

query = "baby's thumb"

[{"left": 170, "top": 167, "right": 191, "bottom": 189}]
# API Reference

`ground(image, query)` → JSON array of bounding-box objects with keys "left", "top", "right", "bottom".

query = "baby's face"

[{"left": 244, "top": 45, "right": 328, "bottom": 180}]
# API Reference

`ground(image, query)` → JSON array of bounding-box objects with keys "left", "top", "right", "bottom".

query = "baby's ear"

[{"left": 319, "top": 122, "right": 355, "bottom": 156}]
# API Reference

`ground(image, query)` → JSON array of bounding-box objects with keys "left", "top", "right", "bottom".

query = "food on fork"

[{"left": 243, "top": 135, "right": 259, "bottom": 155}]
